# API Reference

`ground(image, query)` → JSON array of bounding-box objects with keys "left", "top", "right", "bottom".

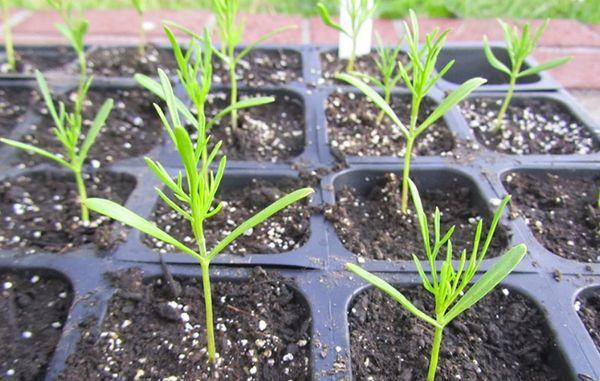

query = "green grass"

[{"left": 11, "top": 0, "right": 600, "bottom": 23}]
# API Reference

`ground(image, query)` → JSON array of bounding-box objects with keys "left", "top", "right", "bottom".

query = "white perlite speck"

[{"left": 258, "top": 320, "right": 267, "bottom": 331}]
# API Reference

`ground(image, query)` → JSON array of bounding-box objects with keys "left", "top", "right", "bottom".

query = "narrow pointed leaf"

[
  {"left": 317, "top": 3, "right": 348, "bottom": 35},
  {"left": 517, "top": 56, "right": 570, "bottom": 78},
  {"left": 0, "top": 138, "right": 70, "bottom": 168},
  {"left": 79, "top": 99, "right": 113, "bottom": 162},
  {"left": 441, "top": 244, "right": 527, "bottom": 326},
  {"left": 483, "top": 37, "right": 511, "bottom": 75}
]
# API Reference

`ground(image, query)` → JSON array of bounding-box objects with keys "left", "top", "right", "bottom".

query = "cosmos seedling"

[
  {"left": 347, "top": 179, "right": 527, "bottom": 381},
  {"left": 317, "top": 0, "right": 378, "bottom": 72},
  {"left": 0, "top": 71, "right": 113, "bottom": 222},
  {"left": 87, "top": 32, "right": 313, "bottom": 363},
  {"left": 47, "top": 0, "right": 89, "bottom": 84},
  {"left": 350, "top": 33, "right": 403, "bottom": 123},
  {"left": 484, "top": 19, "right": 570, "bottom": 130},
  {"left": 337, "top": 10, "right": 485, "bottom": 214},
  {"left": 132, "top": 0, "right": 147, "bottom": 56},
  {"left": 207, "top": 0, "right": 296, "bottom": 131},
  {"left": 1, "top": 0, "right": 16, "bottom": 72}
]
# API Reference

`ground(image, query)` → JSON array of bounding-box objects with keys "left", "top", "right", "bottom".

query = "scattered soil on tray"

[
  {"left": 17, "top": 87, "right": 163, "bottom": 167},
  {"left": 461, "top": 97, "right": 599, "bottom": 155},
  {"left": 349, "top": 286, "right": 561, "bottom": 380},
  {"left": 326, "top": 91, "right": 456, "bottom": 159},
  {"left": 0, "top": 270, "right": 73, "bottom": 380},
  {"left": 577, "top": 290, "right": 600, "bottom": 351},
  {"left": 0, "top": 87, "right": 38, "bottom": 136},
  {"left": 0, "top": 47, "right": 76, "bottom": 75},
  {"left": 213, "top": 48, "right": 302, "bottom": 86},
  {"left": 319, "top": 50, "right": 409, "bottom": 85},
  {"left": 504, "top": 171, "right": 600, "bottom": 262},
  {"left": 325, "top": 172, "right": 509, "bottom": 260},
  {"left": 0, "top": 170, "right": 135, "bottom": 254},
  {"left": 197, "top": 90, "right": 304, "bottom": 162},
  {"left": 145, "top": 177, "right": 311, "bottom": 255},
  {"left": 58, "top": 268, "right": 311, "bottom": 380},
  {"left": 83, "top": 45, "right": 177, "bottom": 77}
]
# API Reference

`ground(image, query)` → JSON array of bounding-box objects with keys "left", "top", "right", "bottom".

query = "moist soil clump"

[
  {"left": 200, "top": 90, "right": 304, "bottom": 162},
  {"left": 83, "top": 45, "right": 177, "bottom": 77},
  {"left": 577, "top": 290, "right": 600, "bottom": 351},
  {"left": 0, "top": 170, "right": 136, "bottom": 254},
  {"left": 325, "top": 172, "right": 509, "bottom": 260},
  {"left": 213, "top": 48, "right": 302, "bottom": 87},
  {"left": 461, "top": 97, "right": 598, "bottom": 155},
  {"left": 58, "top": 268, "right": 312, "bottom": 380},
  {"left": 17, "top": 87, "right": 163, "bottom": 167},
  {"left": 349, "top": 287, "right": 561, "bottom": 380},
  {"left": 0, "top": 47, "right": 76, "bottom": 75},
  {"left": 504, "top": 171, "right": 600, "bottom": 262},
  {"left": 145, "top": 177, "right": 311, "bottom": 255},
  {"left": 0, "top": 270, "right": 73, "bottom": 380},
  {"left": 326, "top": 91, "right": 456, "bottom": 158},
  {"left": 0, "top": 87, "right": 37, "bottom": 136},
  {"left": 319, "top": 50, "right": 409, "bottom": 85}
]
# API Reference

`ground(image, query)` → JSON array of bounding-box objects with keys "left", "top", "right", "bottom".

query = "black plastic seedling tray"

[{"left": 0, "top": 43, "right": 599, "bottom": 380}]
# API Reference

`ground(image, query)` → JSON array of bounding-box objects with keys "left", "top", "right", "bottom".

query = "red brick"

[
  {"left": 233, "top": 13, "right": 303, "bottom": 44},
  {"left": 373, "top": 19, "right": 399, "bottom": 44},
  {"left": 13, "top": 10, "right": 62, "bottom": 37},
  {"left": 534, "top": 48, "right": 600, "bottom": 90}
]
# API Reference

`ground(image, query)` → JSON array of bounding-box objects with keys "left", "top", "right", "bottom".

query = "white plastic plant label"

[{"left": 338, "top": 0, "right": 373, "bottom": 59}]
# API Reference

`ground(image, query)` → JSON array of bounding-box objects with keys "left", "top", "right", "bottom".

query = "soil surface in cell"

[
  {"left": 349, "top": 287, "right": 561, "bottom": 380},
  {"left": 578, "top": 290, "right": 600, "bottom": 351},
  {"left": 326, "top": 172, "right": 509, "bottom": 260},
  {"left": 461, "top": 97, "right": 598, "bottom": 155},
  {"left": 83, "top": 45, "right": 177, "bottom": 77},
  {"left": 0, "top": 270, "right": 73, "bottom": 380},
  {"left": 326, "top": 91, "right": 456, "bottom": 159},
  {"left": 504, "top": 171, "right": 600, "bottom": 262},
  {"left": 58, "top": 268, "right": 311, "bottom": 380},
  {"left": 17, "top": 87, "right": 162, "bottom": 167},
  {"left": 199, "top": 90, "right": 304, "bottom": 162},
  {"left": 0, "top": 47, "right": 76, "bottom": 75},
  {"left": 319, "top": 50, "right": 409, "bottom": 85},
  {"left": 0, "top": 87, "right": 37, "bottom": 136},
  {"left": 145, "top": 177, "right": 311, "bottom": 255},
  {"left": 213, "top": 48, "right": 302, "bottom": 86},
  {"left": 0, "top": 171, "right": 135, "bottom": 254}
]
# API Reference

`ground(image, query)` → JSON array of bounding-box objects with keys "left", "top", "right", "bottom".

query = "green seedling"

[
  {"left": 347, "top": 179, "right": 527, "bottom": 381},
  {"left": 484, "top": 19, "right": 570, "bottom": 130},
  {"left": 132, "top": 0, "right": 147, "bottom": 56},
  {"left": 350, "top": 33, "right": 403, "bottom": 123},
  {"left": 91, "top": 30, "right": 312, "bottom": 363},
  {"left": 0, "top": 71, "right": 112, "bottom": 223},
  {"left": 317, "top": 0, "right": 378, "bottom": 72},
  {"left": 1, "top": 0, "right": 16, "bottom": 72},
  {"left": 337, "top": 10, "right": 485, "bottom": 214},
  {"left": 47, "top": 0, "right": 88, "bottom": 83},
  {"left": 206, "top": 0, "right": 296, "bottom": 131}
]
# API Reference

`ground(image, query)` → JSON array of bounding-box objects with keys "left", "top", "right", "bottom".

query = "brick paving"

[{"left": 1, "top": 9, "right": 599, "bottom": 90}]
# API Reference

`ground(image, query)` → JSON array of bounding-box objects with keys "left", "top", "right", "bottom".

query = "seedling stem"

[{"left": 1, "top": 0, "right": 15, "bottom": 72}]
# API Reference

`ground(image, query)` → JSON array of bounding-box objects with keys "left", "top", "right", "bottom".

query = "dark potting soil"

[
  {"left": 577, "top": 290, "right": 600, "bottom": 351},
  {"left": 319, "top": 50, "right": 409, "bottom": 85},
  {"left": 326, "top": 91, "right": 456, "bottom": 158},
  {"left": 0, "top": 270, "right": 73, "bottom": 380},
  {"left": 145, "top": 177, "right": 311, "bottom": 255},
  {"left": 504, "top": 171, "right": 600, "bottom": 262},
  {"left": 213, "top": 48, "right": 302, "bottom": 86},
  {"left": 0, "top": 87, "right": 37, "bottom": 136},
  {"left": 83, "top": 45, "right": 177, "bottom": 77},
  {"left": 199, "top": 90, "right": 305, "bottom": 162},
  {"left": 17, "top": 87, "right": 163, "bottom": 167},
  {"left": 461, "top": 97, "right": 599, "bottom": 155},
  {"left": 58, "top": 268, "right": 311, "bottom": 380},
  {"left": 325, "top": 173, "right": 509, "bottom": 260},
  {"left": 0, "top": 170, "right": 136, "bottom": 254},
  {"left": 0, "top": 47, "right": 77, "bottom": 75},
  {"left": 349, "top": 287, "right": 561, "bottom": 380}
]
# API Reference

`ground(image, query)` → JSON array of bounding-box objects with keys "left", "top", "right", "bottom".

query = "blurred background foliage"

[{"left": 10, "top": 0, "right": 600, "bottom": 23}]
